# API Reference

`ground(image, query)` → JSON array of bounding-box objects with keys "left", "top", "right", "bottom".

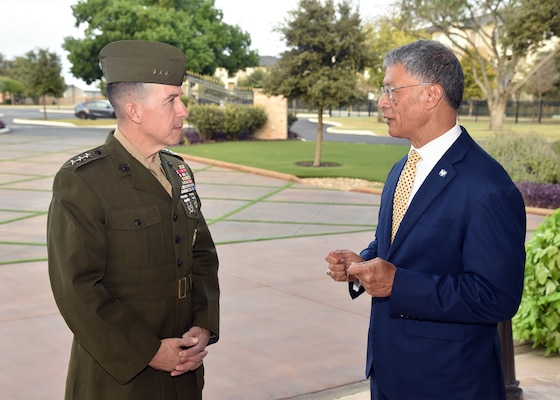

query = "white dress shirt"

[{"left": 409, "top": 122, "right": 462, "bottom": 205}]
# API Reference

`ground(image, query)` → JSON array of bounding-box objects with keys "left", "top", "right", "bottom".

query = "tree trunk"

[
  {"left": 488, "top": 96, "right": 507, "bottom": 131},
  {"left": 538, "top": 94, "right": 543, "bottom": 124},
  {"left": 313, "top": 108, "right": 324, "bottom": 167},
  {"left": 42, "top": 96, "right": 48, "bottom": 120}
]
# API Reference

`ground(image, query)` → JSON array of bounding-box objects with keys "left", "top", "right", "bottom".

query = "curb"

[
  {"left": 179, "top": 153, "right": 304, "bottom": 184},
  {"left": 12, "top": 118, "right": 75, "bottom": 127}
]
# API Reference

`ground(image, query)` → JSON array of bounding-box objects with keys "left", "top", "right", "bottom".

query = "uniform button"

[
  {"left": 173, "top": 212, "right": 178, "bottom": 221},
  {"left": 177, "top": 258, "right": 183, "bottom": 267},
  {"left": 175, "top": 235, "right": 181, "bottom": 244},
  {"left": 134, "top": 219, "right": 142, "bottom": 226}
]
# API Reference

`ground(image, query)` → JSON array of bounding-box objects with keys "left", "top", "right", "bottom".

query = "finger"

[
  {"left": 182, "top": 336, "right": 199, "bottom": 348},
  {"left": 325, "top": 252, "right": 342, "bottom": 263},
  {"left": 347, "top": 263, "right": 365, "bottom": 277}
]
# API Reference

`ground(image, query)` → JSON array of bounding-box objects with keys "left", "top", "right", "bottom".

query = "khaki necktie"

[
  {"left": 391, "top": 149, "right": 421, "bottom": 241},
  {"left": 148, "top": 154, "right": 173, "bottom": 197}
]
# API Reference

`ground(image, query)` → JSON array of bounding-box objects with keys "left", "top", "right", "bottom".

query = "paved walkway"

[{"left": 0, "top": 127, "right": 558, "bottom": 399}]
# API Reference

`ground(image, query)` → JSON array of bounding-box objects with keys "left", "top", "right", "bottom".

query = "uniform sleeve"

[
  {"left": 47, "top": 169, "right": 161, "bottom": 384},
  {"left": 186, "top": 165, "right": 220, "bottom": 341},
  {"left": 190, "top": 212, "right": 220, "bottom": 340}
]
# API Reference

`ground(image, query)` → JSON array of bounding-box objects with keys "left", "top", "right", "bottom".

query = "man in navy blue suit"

[{"left": 326, "top": 40, "right": 526, "bottom": 399}]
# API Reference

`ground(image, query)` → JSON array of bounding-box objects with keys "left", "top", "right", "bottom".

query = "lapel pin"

[{"left": 438, "top": 169, "right": 448, "bottom": 177}]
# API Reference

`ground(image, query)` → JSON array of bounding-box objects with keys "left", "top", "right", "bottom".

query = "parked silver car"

[{"left": 74, "top": 100, "right": 116, "bottom": 119}]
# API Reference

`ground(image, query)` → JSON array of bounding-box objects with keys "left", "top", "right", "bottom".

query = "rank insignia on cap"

[{"left": 99, "top": 40, "right": 186, "bottom": 86}]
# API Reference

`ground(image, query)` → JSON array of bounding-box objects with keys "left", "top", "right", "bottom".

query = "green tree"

[
  {"left": 263, "top": 0, "right": 370, "bottom": 166},
  {"left": 395, "top": 0, "right": 560, "bottom": 131},
  {"left": 461, "top": 52, "right": 494, "bottom": 117},
  {"left": 13, "top": 49, "right": 66, "bottom": 117},
  {"left": 526, "top": 54, "right": 559, "bottom": 123},
  {"left": 0, "top": 77, "right": 25, "bottom": 104},
  {"left": 363, "top": 16, "right": 428, "bottom": 121},
  {"left": 63, "top": 0, "right": 259, "bottom": 85},
  {"left": 237, "top": 69, "right": 267, "bottom": 89}
]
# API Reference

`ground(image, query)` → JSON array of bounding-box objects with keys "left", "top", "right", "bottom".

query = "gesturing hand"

[
  {"left": 347, "top": 257, "right": 397, "bottom": 297},
  {"left": 325, "top": 250, "right": 363, "bottom": 282}
]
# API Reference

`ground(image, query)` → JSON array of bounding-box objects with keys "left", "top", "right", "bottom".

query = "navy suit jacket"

[{"left": 353, "top": 128, "right": 526, "bottom": 399}]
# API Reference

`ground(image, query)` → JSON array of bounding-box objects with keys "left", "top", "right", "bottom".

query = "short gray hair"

[
  {"left": 106, "top": 82, "right": 149, "bottom": 115},
  {"left": 383, "top": 40, "right": 464, "bottom": 110}
]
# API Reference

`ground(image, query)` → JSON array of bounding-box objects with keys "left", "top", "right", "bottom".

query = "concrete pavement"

[{"left": 0, "top": 125, "right": 559, "bottom": 399}]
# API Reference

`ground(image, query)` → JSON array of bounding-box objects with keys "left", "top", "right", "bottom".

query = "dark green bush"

[
  {"left": 482, "top": 133, "right": 560, "bottom": 184},
  {"left": 512, "top": 208, "right": 560, "bottom": 356},
  {"left": 187, "top": 104, "right": 267, "bottom": 141},
  {"left": 188, "top": 105, "right": 225, "bottom": 140}
]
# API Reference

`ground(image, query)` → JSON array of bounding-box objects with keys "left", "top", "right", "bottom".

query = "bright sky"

[{"left": 1, "top": 0, "right": 390, "bottom": 89}]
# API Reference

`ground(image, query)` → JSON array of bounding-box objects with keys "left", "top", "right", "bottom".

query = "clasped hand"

[
  {"left": 325, "top": 250, "right": 397, "bottom": 297},
  {"left": 149, "top": 326, "right": 210, "bottom": 376}
]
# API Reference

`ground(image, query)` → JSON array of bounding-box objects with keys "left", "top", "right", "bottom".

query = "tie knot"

[{"left": 408, "top": 149, "right": 421, "bottom": 164}]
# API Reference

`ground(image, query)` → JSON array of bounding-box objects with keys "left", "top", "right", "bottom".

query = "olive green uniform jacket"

[{"left": 47, "top": 133, "right": 219, "bottom": 399}]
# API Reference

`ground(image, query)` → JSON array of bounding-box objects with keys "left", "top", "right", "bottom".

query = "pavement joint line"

[
  {"left": 0, "top": 208, "right": 47, "bottom": 214},
  {"left": 221, "top": 218, "right": 375, "bottom": 227},
  {"left": 0, "top": 215, "right": 47, "bottom": 225},
  {"left": 0, "top": 258, "right": 48, "bottom": 266},
  {"left": 206, "top": 181, "right": 296, "bottom": 225},
  {"left": 0, "top": 241, "right": 46, "bottom": 246}
]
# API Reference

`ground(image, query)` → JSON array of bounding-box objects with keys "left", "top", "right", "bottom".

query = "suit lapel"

[{"left": 388, "top": 129, "right": 472, "bottom": 254}]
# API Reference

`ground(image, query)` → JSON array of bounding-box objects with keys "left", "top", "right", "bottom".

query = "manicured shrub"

[
  {"left": 483, "top": 133, "right": 560, "bottom": 184},
  {"left": 187, "top": 104, "right": 267, "bottom": 141},
  {"left": 513, "top": 208, "right": 560, "bottom": 356},
  {"left": 188, "top": 105, "right": 225, "bottom": 140}
]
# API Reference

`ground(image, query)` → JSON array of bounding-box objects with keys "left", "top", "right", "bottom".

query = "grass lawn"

[
  {"left": 323, "top": 115, "right": 560, "bottom": 142},
  {"left": 37, "top": 108, "right": 560, "bottom": 184},
  {"left": 175, "top": 140, "right": 409, "bottom": 182}
]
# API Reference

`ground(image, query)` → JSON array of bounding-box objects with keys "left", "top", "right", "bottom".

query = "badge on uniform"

[{"left": 176, "top": 165, "right": 199, "bottom": 212}]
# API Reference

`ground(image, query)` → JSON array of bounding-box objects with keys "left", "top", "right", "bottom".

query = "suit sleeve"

[
  {"left": 390, "top": 182, "right": 526, "bottom": 324},
  {"left": 47, "top": 169, "right": 161, "bottom": 384}
]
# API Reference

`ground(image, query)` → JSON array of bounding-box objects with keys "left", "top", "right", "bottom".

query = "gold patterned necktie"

[{"left": 391, "top": 149, "right": 421, "bottom": 241}]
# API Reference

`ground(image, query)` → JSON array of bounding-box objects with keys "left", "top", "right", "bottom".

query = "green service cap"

[{"left": 99, "top": 40, "right": 186, "bottom": 86}]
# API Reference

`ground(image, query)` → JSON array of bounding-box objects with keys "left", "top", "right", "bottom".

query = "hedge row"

[{"left": 482, "top": 133, "right": 560, "bottom": 209}]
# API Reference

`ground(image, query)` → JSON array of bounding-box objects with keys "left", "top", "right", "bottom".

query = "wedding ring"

[{"left": 326, "top": 269, "right": 331, "bottom": 276}]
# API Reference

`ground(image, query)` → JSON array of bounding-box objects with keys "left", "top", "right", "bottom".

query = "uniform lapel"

[{"left": 105, "top": 133, "right": 170, "bottom": 200}]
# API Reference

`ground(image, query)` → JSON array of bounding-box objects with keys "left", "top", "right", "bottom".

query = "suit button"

[
  {"left": 175, "top": 235, "right": 181, "bottom": 244},
  {"left": 173, "top": 212, "right": 178, "bottom": 221},
  {"left": 177, "top": 258, "right": 183, "bottom": 267},
  {"left": 134, "top": 219, "right": 142, "bottom": 226}
]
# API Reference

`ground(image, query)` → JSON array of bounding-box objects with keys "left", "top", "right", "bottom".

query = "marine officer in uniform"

[{"left": 47, "top": 40, "right": 219, "bottom": 400}]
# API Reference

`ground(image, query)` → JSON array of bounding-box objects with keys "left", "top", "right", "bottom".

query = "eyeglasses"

[{"left": 380, "top": 82, "right": 432, "bottom": 100}]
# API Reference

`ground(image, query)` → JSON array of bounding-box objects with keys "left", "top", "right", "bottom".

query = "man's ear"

[
  {"left": 124, "top": 102, "right": 141, "bottom": 124},
  {"left": 425, "top": 83, "right": 444, "bottom": 110}
]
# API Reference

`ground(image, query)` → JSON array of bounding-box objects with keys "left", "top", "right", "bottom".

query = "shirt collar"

[
  {"left": 114, "top": 128, "right": 160, "bottom": 170},
  {"left": 412, "top": 122, "right": 461, "bottom": 164}
]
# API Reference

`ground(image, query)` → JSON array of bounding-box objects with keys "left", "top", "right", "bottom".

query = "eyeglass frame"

[{"left": 380, "top": 82, "right": 433, "bottom": 100}]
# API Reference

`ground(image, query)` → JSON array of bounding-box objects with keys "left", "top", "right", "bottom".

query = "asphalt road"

[
  {"left": 288, "top": 117, "right": 409, "bottom": 145},
  {"left": 0, "top": 106, "right": 408, "bottom": 145}
]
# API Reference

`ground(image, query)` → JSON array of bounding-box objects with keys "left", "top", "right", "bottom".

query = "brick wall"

[{"left": 253, "top": 90, "right": 287, "bottom": 140}]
